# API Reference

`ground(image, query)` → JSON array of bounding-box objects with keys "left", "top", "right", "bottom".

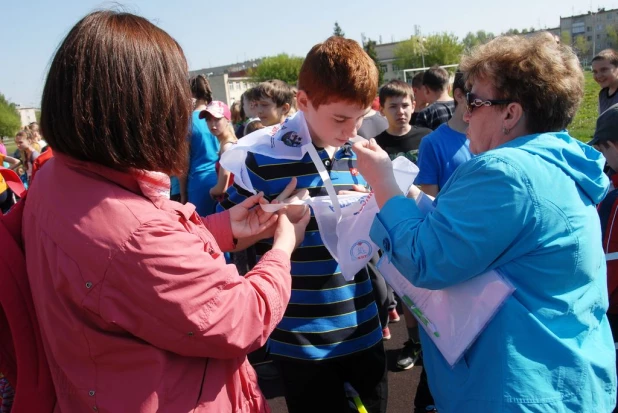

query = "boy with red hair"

[{"left": 219, "top": 36, "right": 387, "bottom": 412}]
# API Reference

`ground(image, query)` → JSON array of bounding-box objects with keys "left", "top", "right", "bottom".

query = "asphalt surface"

[{"left": 258, "top": 314, "right": 422, "bottom": 413}]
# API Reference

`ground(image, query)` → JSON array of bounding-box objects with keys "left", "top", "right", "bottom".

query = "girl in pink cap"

[{"left": 200, "top": 101, "right": 239, "bottom": 200}]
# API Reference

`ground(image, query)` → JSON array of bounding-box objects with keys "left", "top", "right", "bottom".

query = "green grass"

[{"left": 569, "top": 70, "right": 598, "bottom": 142}]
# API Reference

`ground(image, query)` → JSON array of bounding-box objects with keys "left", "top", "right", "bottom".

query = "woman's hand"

[
  {"left": 272, "top": 208, "right": 311, "bottom": 257},
  {"left": 229, "top": 192, "right": 278, "bottom": 239},
  {"left": 353, "top": 139, "right": 402, "bottom": 208}
]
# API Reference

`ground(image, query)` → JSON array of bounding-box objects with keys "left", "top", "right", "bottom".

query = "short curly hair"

[{"left": 460, "top": 34, "right": 584, "bottom": 133}]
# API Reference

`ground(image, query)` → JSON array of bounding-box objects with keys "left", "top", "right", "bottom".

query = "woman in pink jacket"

[{"left": 23, "top": 10, "right": 309, "bottom": 413}]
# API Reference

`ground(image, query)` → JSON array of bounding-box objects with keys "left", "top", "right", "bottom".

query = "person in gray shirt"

[{"left": 593, "top": 49, "right": 618, "bottom": 114}]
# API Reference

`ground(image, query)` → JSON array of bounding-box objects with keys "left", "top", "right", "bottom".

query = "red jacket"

[
  {"left": 599, "top": 174, "right": 618, "bottom": 314},
  {"left": 23, "top": 153, "right": 291, "bottom": 412}
]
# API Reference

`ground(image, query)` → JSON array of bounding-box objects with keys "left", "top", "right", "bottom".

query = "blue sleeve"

[
  {"left": 413, "top": 136, "right": 440, "bottom": 186},
  {"left": 216, "top": 152, "right": 272, "bottom": 212},
  {"left": 370, "top": 155, "right": 534, "bottom": 289}
]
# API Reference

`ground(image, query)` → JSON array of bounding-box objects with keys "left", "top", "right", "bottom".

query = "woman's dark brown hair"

[{"left": 40, "top": 10, "right": 192, "bottom": 175}]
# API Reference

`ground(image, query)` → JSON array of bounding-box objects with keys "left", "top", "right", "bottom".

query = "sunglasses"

[{"left": 466, "top": 93, "right": 514, "bottom": 113}]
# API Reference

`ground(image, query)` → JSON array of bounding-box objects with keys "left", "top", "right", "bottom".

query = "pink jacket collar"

[{"left": 53, "top": 152, "right": 195, "bottom": 220}]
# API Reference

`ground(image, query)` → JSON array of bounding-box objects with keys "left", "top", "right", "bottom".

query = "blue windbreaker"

[{"left": 371, "top": 132, "right": 616, "bottom": 412}]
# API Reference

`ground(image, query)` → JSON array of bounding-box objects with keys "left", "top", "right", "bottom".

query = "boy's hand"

[
  {"left": 272, "top": 177, "right": 310, "bottom": 223},
  {"left": 272, "top": 208, "right": 311, "bottom": 257},
  {"left": 338, "top": 184, "right": 370, "bottom": 196}
]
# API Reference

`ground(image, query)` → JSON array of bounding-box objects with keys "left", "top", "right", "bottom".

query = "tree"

[
  {"left": 574, "top": 35, "right": 591, "bottom": 59},
  {"left": 423, "top": 33, "right": 464, "bottom": 67},
  {"left": 395, "top": 33, "right": 463, "bottom": 72},
  {"left": 560, "top": 30, "right": 572, "bottom": 46},
  {"left": 394, "top": 35, "right": 425, "bottom": 71},
  {"left": 607, "top": 26, "right": 618, "bottom": 46},
  {"left": 462, "top": 30, "right": 495, "bottom": 52},
  {"left": 363, "top": 38, "right": 384, "bottom": 85},
  {"left": 504, "top": 28, "right": 521, "bottom": 35},
  {"left": 0, "top": 93, "right": 21, "bottom": 138},
  {"left": 248, "top": 53, "right": 304, "bottom": 85},
  {"left": 333, "top": 22, "right": 345, "bottom": 37}
]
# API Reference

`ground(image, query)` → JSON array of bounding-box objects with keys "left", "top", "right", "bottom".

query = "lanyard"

[{"left": 304, "top": 143, "right": 342, "bottom": 220}]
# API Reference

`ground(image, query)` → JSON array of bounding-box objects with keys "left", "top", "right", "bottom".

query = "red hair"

[{"left": 298, "top": 36, "right": 378, "bottom": 109}]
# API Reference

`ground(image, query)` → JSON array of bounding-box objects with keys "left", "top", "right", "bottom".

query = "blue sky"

[{"left": 2, "top": 0, "right": 616, "bottom": 107}]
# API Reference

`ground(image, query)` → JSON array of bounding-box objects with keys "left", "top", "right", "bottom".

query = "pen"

[{"left": 402, "top": 295, "right": 440, "bottom": 338}]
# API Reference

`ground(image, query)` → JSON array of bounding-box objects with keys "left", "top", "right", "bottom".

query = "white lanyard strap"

[
  {"left": 606, "top": 252, "right": 618, "bottom": 262},
  {"left": 305, "top": 143, "right": 341, "bottom": 219}
]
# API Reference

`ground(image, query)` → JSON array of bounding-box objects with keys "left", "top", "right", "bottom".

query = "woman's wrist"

[{"left": 374, "top": 179, "right": 403, "bottom": 209}]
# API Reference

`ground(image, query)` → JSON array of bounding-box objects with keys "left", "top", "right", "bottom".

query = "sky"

[{"left": 2, "top": 0, "right": 617, "bottom": 107}]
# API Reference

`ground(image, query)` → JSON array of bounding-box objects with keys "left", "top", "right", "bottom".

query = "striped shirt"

[
  {"left": 414, "top": 100, "right": 455, "bottom": 130},
  {"left": 218, "top": 143, "right": 382, "bottom": 361}
]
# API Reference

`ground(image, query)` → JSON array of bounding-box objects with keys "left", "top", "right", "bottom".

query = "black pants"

[
  {"left": 413, "top": 367, "right": 435, "bottom": 412},
  {"left": 368, "top": 258, "right": 396, "bottom": 328},
  {"left": 278, "top": 342, "right": 388, "bottom": 413}
]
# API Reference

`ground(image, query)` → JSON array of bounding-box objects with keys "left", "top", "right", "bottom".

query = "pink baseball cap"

[{"left": 199, "top": 101, "right": 231, "bottom": 121}]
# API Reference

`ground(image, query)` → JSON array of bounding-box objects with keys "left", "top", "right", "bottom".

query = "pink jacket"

[{"left": 23, "top": 153, "right": 291, "bottom": 412}]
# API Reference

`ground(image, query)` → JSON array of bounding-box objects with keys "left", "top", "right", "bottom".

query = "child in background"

[
  {"left": 253, "top": 80, "right": 294, "bottom": 126},
  {"left": 230, "top": 100, "right": 243, "bottom": 135},
  {"left": 237, "top": 89, "right": 259, "bottom": 138},
  {"left": 592, "top": 49, "right": 618, "bottom": 114},
  {"left": 375, "top": 80, "right": 432, "bottom": 163},
  {"left": 200, "top": 101, "right": 238, "bottom": 201},
  {"left": 15, "top": 130, "right": 39, "bottom": 185},
  {"left": 244, "top": 119, "right": 265, "bottom": 135}
]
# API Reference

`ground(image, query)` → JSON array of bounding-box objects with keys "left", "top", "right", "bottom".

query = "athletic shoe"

[
  {"left": 382, "top": 327, "right": 392, "bottom": 340},
  {"left": 388, "top": 308, "right": 400, "bottom": 323},
  {"left": 397, "top": 340, "right": 421, "bottom": 370}
]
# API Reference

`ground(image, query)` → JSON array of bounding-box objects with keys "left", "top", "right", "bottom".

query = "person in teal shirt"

[
  {"left": 184, "top": 75, "right": 220, "bottom": 216},
  {"left": 354, "top": 34, "right": 616, "bottom": 412}
]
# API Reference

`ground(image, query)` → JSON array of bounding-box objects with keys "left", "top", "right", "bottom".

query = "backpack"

[{"left": 0, "top": 161, "right": 57, "bottom": 411}]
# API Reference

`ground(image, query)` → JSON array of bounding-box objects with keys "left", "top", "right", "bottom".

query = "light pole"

[{"left": 419, "top": 37, "right": 426, "bottom": 68}]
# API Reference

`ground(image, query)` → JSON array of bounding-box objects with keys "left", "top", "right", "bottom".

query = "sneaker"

[
  {"left": 382, "top": 327, "right": 392, "bottom": 340},
  {"left": 397, "top": 340, "right": 421, "bottom": 370},
  {"left": 388, "top": 308, "right": 400, "bottom": 323}
]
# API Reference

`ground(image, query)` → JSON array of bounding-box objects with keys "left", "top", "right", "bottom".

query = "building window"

[
  {"left": 608, "top": 14, "right": 613, "bottom": 20},
  {"left": 379, "top": 64, "right": 388, "bottom": 73},
  {"left": 572, "top": 22, "right": 585, "bottom": 34},
  {"left": 597, "top": 34, "right": 601, "bottom": 39},
  {"left": 588, "top": 26, "right": 592, "bottom": 32},
  {"left": 598, "top": 24, "right": 604, "bottom": 31},
  {"left": 588, "top": 35, "right": 592, "bottom": 41},
  {"left": 392, "top": 64, "right": 400, "bottom": 72}
]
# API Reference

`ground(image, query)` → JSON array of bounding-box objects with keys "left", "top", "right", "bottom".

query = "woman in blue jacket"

[{"left": 354, "top": 34, "right": 616, "bottom": 412}]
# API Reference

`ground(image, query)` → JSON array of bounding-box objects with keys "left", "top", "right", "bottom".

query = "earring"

[{"left": 502, "top": 127, "right": 511, "bottom": 135}]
